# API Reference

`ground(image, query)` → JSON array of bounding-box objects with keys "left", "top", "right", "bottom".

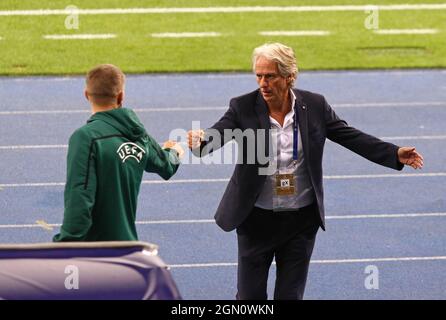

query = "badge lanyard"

[
  {"left": 274, "top": 103, "right": 299, "bottom": 199},
  {"left": 292, "top": 104, "right": 299, "bottom": 163}
]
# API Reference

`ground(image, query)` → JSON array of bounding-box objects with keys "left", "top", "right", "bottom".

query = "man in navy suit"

[{"left": 188, "top": 43, "right": 424, "bottom": 300}]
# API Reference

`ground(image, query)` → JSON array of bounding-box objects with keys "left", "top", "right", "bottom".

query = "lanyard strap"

[{"left": 293, "top": 104, "right": 299, "bottom": 161}]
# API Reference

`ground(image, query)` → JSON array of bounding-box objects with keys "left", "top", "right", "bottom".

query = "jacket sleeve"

[
  {"left": 192, "top": 99, "right": 239, "bottom": 157},
  {"left": 53, "top": 129, "right": 97, "bottom": 242},
  {"left": 324, "top": 97, "right": 404, "bottom": 171},
  {"left": 144, "top": 136, "right": 180, "bottom": 180}
]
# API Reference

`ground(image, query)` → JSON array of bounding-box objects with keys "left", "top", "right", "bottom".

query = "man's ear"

[
  {"left": 117, "top": 91, "right": 124, "bottom": 107},
  {"left": 84, "top": 89, "right": 90, "bottom": 101}
]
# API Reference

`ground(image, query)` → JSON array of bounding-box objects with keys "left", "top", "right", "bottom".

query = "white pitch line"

[
  {"left": 43, "top": 34, "right": 116, "bottom": 40},
  {"left": 259, "top": 30, "right": 330, "bottom": 36},
  {"left": 151, "top": 32, "right": 221, "bottom": 38},
  {"left": 1, "top": 212, "right": 446, "bottom": 229},
  {"left": 1, "top": 172, "right": 445, "bottom": 189},
  {"left": 374, "top": 29, "right": 439, "bottom": 35},
  {"left": 169, "top": 256, "right": 446, "bottom": 268},
  {"left": 1, "top": 4, "right": 446, "bottom": 16},
  {"left": 1, "top": 101, "right": 445, "bottom": 116}
]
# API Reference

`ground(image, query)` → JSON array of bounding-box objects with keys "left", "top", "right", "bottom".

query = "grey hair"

[{"left": 252, "top": 43, "right": 298, "bottom": 88}]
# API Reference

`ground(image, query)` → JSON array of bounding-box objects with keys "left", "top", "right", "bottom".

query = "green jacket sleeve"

[
  {"left": 53, "top": 129, "right": 97, "bottom": 242},
  {"left": 145, "top": 136, "right": 180, "bottom": 180}
]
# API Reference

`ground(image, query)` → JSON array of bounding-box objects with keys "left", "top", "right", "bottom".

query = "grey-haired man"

[{"left": 188, "top": 43, "right": 423, "bottom": 300}]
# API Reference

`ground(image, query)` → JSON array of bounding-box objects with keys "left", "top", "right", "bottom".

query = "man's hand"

[
  {"left": 163, "top": 140, "right": 184, "bottom": 159},
  {"left": 187, "top": 130, "right": 205, "bottom": 149},
  {"left": 398, "top": 147, "right": 424, "bottom": 169}
]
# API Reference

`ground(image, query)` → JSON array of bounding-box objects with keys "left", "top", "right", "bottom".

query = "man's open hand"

[{"left": 398, "top": 147, "right": 424, "bottom": 169}]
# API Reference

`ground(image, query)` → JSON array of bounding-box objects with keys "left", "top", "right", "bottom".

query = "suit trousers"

[{"left": 236, "top": 202, "right": 319, "bottom": 300}]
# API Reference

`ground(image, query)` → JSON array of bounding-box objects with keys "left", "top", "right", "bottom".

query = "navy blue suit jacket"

[{"left": 194, "top": 88, "right": 403, "bottom": 232}]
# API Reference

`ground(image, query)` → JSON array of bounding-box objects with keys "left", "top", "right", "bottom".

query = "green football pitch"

[{"left": 0, "top": 0, "right": 445, "bottom": 75}]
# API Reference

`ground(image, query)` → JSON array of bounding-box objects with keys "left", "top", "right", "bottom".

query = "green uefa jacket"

[{"left": 53, "top": 107, "right": 179, "bottom": 242}]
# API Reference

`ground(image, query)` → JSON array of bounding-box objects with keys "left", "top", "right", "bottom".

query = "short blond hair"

[
  {"left": 252, "top": 43, "right": 298, "bottom": 88},
  {"left": 86, "top": 64, "right": 125, "bottom": 106}
]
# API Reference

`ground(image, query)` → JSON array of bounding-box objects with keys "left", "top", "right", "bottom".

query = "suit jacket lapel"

[
  {"left": 293, "top": 89, "right": 310, "bottom": 161},
  {"left": 255, "top": 90, "right": 271, "bottom": 159}
]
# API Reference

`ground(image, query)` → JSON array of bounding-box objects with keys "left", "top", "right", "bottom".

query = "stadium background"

[{"left": 0, "top": 1, "right": 445, "bottom": 300}]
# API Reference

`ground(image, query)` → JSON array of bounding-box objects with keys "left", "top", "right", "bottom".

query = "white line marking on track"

[
  {"left": 324, "top": 173, "right": 446, "bottom": 179},
  {"left": 170, "top": 262, "right": 237, "bottom": 268},
  {"left": 1, "top": 4, "right": 446, "bottom": 16},
  {"left": 140, "top": 178, "right": 230, "bottom": 185},
  {"left": 1, "top": 135, "right": 445, "bottom": 151},
  {"left": 1, "top": 173, "right": 445, "bottom": 189},
  {"left": 1, "top": 101, "right": 444, "bottom": 116},
  {"left": 0, "top": 145, "right": 68, "bottom": 150},
  {"left": 0, "top": 224, "right": 53, "bottom": 228},
  {"left": 0, "top": 182, "right": 66, "bottom": 188},
  {"left": 259, "top": 30, "right": 330, "bottom": 36},
  {"left": 312, "top": 256, "right": 446, "bottom": 264},
  {"left": 326, "top": 212, "right": 446, "bottom": 219},
  {"left": 137, "top": 219, "right": 215, "bottom": 225},
  {"left": 35, "top": 220, "right": 54, "bottom": 230},
  {"left": 151, "top": 32, "right": 221, "bottom": 38},
  {"left": 138, "top": 213, "right": 446, "bottom": 224},
  {"left": 43, "top": 34, "right": 116, "bottom": 40},
  {"left": 379, "top": 135, "right": 446, "bottom": 141},
  {"left": 1, "top": 212, "right": 445, "bottom": 229},
  {"left": 169, "top": 256, "right": 446, "bottom": 268},
  {"left": 0, "top": 222, "right": 60, "bottom": 228},
  {"left": 0, "top": 107, "right": 228, "bottom": 115},
  {"left": 1, "top": 70, "right": 441, "bottom": 82},
  {"left": 0, "top": 110, "right": 89, "bottom": 115},
  {"left": 8, "top": 78, "right": 78, "bottom": 82},
  {"left": 374, "top": 29, "right": 439, "bottom": 35},
  {"left": 333, "top": 101, "right": 446, "bottom": 108}
]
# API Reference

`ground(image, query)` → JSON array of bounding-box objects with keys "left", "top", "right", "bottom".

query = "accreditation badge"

[{"left": 274, "top": 173, "right": 297, "bottom": 196}]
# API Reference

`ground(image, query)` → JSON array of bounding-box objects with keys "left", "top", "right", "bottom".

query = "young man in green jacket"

[{"left": 53, "top": 64, "right": 183, "bottom": 242}]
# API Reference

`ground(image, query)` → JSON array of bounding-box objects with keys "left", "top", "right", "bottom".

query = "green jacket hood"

[{"left": 88, "top": 107, "right": 147, "bottom": 141}]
